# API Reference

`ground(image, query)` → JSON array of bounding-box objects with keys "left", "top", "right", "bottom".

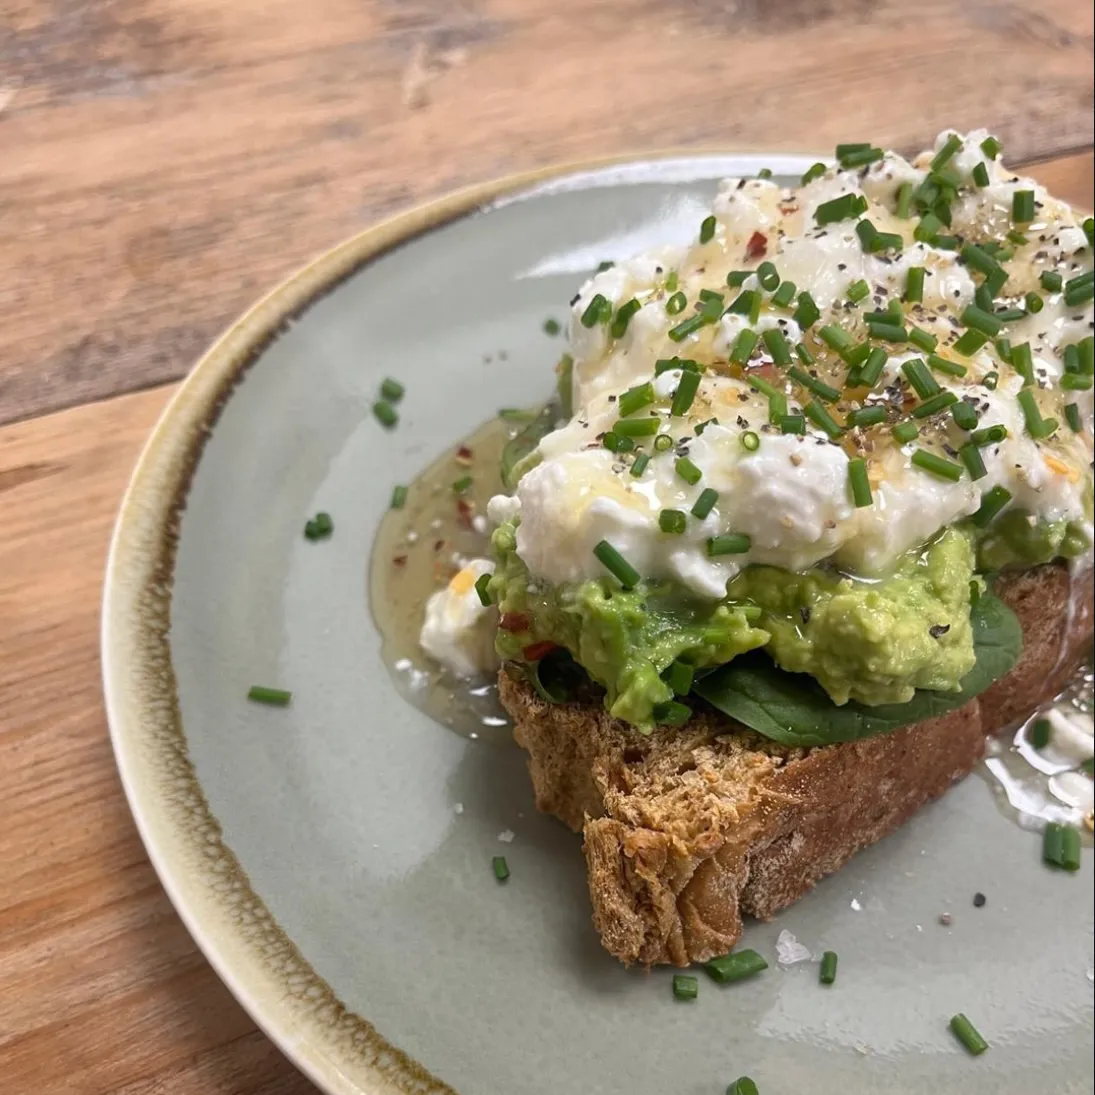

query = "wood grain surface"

[
  {"left": 1, "top": 0, "right": 1093, "bottom": 424},
  {"left": 0, "top": 1, "right": 1092, "bottom": 1088}
]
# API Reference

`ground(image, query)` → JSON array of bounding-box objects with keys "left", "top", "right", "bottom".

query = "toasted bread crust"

[{"left": 500, "top": 563, "right": 1094, "bottom": 967}]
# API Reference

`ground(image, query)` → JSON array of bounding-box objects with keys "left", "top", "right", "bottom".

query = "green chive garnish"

[
  {"left": 972, "top": 162, "right": 990, "bottom": 187},
  {"left": 304, "top": 512, "right": 334, "bottom": 540},
  {"left": 960, "top": 244, "right": 999, "bottom": 277},
  {"left": 894, "top": 181, "right": 914, "bottom": 219},
  {"left": 908, "top": 327, "right": 937, "bottom": 353},
  {"left": 970, "top": 424, "right": 1007, "bottom": 446},
  {"left": 380, "top": 377, "right": 405, "bottom": 402},
  {"left": 959, "top": 442, "right": 987, "bottom": 481},
  {"left": 1011, "top": 341, "right": 1034, "bottom": 384},
  {"left": 840, "top": 146, "right": 883, "bottom": 168},
  {"left": 818, "top": 325, "right": 854, "bottom": 353},
  {"left": 653, "top": 434, "right": 674, "bottom": 453},
  {"left": 665, "top": 291, "right": 687, "bottom": 315},
  {"left": 1065, "top": 403, "right": 1082, "bottom": 432},
  {"left": 390, "top": 485, "right": 408, "bottom": 509},
  {"left": 1029, "top": 718, "right": 1051, "bottom": 749},
  {"left": 901, "top": 358, "right": 940, "bottom": 398},
  {"left": 801, "top": 162, "right": 827, "bottom": 185},
  {"left": 912, "top": 390, "right": 958, "bottom": 418},
  {"left": 691, "top": 487, "right": 719, "bottom": 520},
  {"left": 610, "top": 298, "right": 642, "bottom": 338},
  {"left": 699, "top": 215, "right": 717, "bottom": 243},
  {"left": 629, "top": 452, "right": 651, "bottom": 477},
  {"left": 971, "top": 485, "right": 1012, "bottom": 526},
  {"left": 654, "top": 357, "right": 702, "bottom": 376},
  {"left": 726, "top": 269, "right": 751, "bottom": 288},
  {"left": 793, "top": 292, "right": 821, "bottom": 329},
  {"left": 771, "top": 280, "right": 797, "bottom": 307},
  {"left": 1085, "top": 217, "right": 1095, "bottom": 245},
  {"left": 815, "top": 192, "right": 868, "bottom": 225},
  {"left": 993, "top": 307, "right": 1026, "bottom": 323},
  {"left": 952, "top": 329, "right": 988, "bottom": 356},
  {"left": 980, "top": 135, "right": 1001, "bottom": 159},
  {"left": 795, "top": 341, "right": 816, "bottom": 366},
  {"left": 596, "top": 260, "right": 614, "bottom": 272},
  {"left": 676, "top": 456, "right": 702, "bottom": 485},
  {"left": 730, "top": 328, "right": 758, "bottom": 365},
  {"left": 452, "top": 475, "right": 473, "bottom": 494},
  {"left": 581, "top": 293, "right": 610, "bottom": 327},
  {"left": 248, "top": 685, "right": 292, "bottom": 707},
  {"left": 727, "top": 1079, "right": 759, "bottom": 1095},
  {"left": 741, "top": 430, "right": 760, "bottom": 452},
  {"left": 1065, "top": 278, "right": 1095, "bottom": 307},
  {"left": 780, "top": 414, "right": 805, "bottom": 435},
  {"left": 914, "top": 211, "right": 944, "bottom": 243},
  {"left": 950, "top": 400, "right": 978, "bottom": 430},
  {"left": 373, "top": 401, "right": 398, "bottom": 428},
  {"left": 618, "top": 382, "right": 655, "bottom": 417},
  {"left": 910, "top": 448, "right": 962, "bottom": 481},
  {"left": 704, "top": 949, "right": 768, "bottom": 982},
  {"left": 1040, "top": 270, "right": 1063, "bottom": 292},
  {"left": 593, "top": 541, "right": 640, "bottom": 589},
  {"left": 614, "top": 417, "right": 661, "bottom": 437},
  {"left": 903, "top": 267, "right": 926, "bottom": 303},
  {"left": 819, "top": 950, "right": 839, "bottom": 985},
  {"left": 1017, "top": 388, "right": 1056, "bottom": 438},
  {"left": 762, "top": 328, "right": 793, "bottom": 366},
  {"left": 727, "top": 289, "right": 759, "bottom": 318},
  {"left": 848, "top": 459, "right": 872, "bottom": 507},
  {"left": 789, "top": 365, "right": 840, "bottom": 403},
  {"left": 601, "top": 432, "right": 621, "bottom": 453},
  {"left": 1012, "top": 189, "right": 1035, "bottom": 224},
  {"left": 707, "top": 533, "right": 751, "bottom": 557},
  {"left": 892, "top": 421, "right": 919, "bottom": 444},
  {"left": 492, "top": 856, "right": 510, "bottom": 882},
  {"left": 659, "top": 509, "right": 687, "bottom": 534},
  {"left": 804, "top": 400, "right": 843, "bottom": 438},
  {"left": 756, "top": 261, "right": 780, "bottom": 291},
  {"left": 475, "top": 572, "right": 493, "bottom": 606},
  {"left": 859, "top": 347, "right": 888, "bottom": 387},
  {"left": 930, "top": 133, "right": 963, "bottom": 171},
  {"left": 672, "top": 974, "right": 699, "bottom": 1001},
  {"left": 668, "top": 313, "right": 709, "bottom": 342},
  {"left": 950, "top": 1014, "right": 989, "bottom": 1056},
  {"left": 847, "top": 279, "right": 870, "bottom": 303},
  {"left": 961, "top": 305, "right": 1003, "bottom": 337},
  {"left": 847, "top": 405, "right": 886, "bottom": 428},
  {"left": 671, "top": 370, "right": 701, "bottom": 416},
  {"left": 867, "top": 321, "right": 907, "bottom": 343},
  {"left": 1042, "top": 822, "right": 1081, "bottom": 872}
]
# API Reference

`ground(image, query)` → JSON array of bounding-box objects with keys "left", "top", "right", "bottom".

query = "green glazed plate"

[{"left": 103, "top": 152, "right": 1094, "bottom": 1095}]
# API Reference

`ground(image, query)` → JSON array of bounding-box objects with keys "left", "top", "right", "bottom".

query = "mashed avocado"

[
  {"left": 729, "top": 529, "right": 977, "bottom": 706},
  {"left": 490, "top": 522, "right": 981, "bottom": 728},
  {"left": 974, "top": 509, "right": 1090, "bottom": 571}
]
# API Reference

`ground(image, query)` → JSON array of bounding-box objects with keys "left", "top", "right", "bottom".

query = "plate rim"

[{"left": 99, "top": 148, "right": 827, "bottom": 1095}]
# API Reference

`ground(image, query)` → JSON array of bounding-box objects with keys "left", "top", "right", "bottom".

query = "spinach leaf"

[
  {"left": 500, "top": 402, "right": 557, "bottom": 490},
  {"left": 692, "top": 592, "right": 1022, "bottom": 747}
]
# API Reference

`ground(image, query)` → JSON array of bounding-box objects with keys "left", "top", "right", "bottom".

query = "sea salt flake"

[
  {"left": 497, "top": 829, "right": 515, "bottom": 843},
  {"left": 775, "top": 929, "right": 812, "bottom": 965}
]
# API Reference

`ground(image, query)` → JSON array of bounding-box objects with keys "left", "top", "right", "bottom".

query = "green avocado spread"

[{"left": 489, "top": 521, "right": 981, "bottom": 730}]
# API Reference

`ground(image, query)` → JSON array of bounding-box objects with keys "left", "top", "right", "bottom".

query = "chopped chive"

[
  {"left": 601, "top": 431, "right": 621, "bottom": 453},
  {"left": 654, "top": 434, "right": 674, "bottom": 453},
  {"left": 766, "top": 393, "right": 788, "bottom": 427},
  {"left": 1063, "top": 344, "right": 1080, "bottom": 373},
  {"left": 1017, "top": 388, "right": 1055, "bottom": 437},
  {"left": 950, "top": 400, "right": 979, "bottom": 430},
  {"left": 654, "top": 356, "right": 702, "bottom": 376},
  {"left": 380, "top": 377, "right": 405, "bottom": 402},
  {"left": 581, "top": 293, "right": 610, "bottom": 327},
  {"left": 974, "top": 283, "right": 994, "bottom": 313},
  {"left": 842, "top": 342, "right": 871, "bottom": 370},
  {"left": 914, "top": 211, "right": 944, "bottom": 243},
  {"left": 993, "top": 307, "right": 1026, "bottom": 323},
  {"left": 818, "top": 324, "right": 854, "bottom": 353},
  {"left": 892, "top": 420, "right": 919, "bottom": 443},
  {"left": 727, "top": 289, "right": 759, "bottom": 317},
  {"left": 629, "top": 452, "right": 651, "bottom": 477},
  {"left": 1042, "top": 822, "right": 1081, "bottom": 872},
  {"left": 950, "top": 1014, "right": 989, "bottom": 1056},
  {"left": 1012, "top": 189, "right": 1035, "bottom": 224},
  {"left": 672, "top": 974, "right": 699, "bottom": 1001},
  {"left": 452, "top": 475, "right": 473, "bottom": 494},
  {"left": 1010, "top": 341, "right": 1034, "bottom": 384},
  {"left": 741, "top": 430, "right": 760, "bottom": 452},
  {"left": 492, "top": 856, "right": 510, "bottom": 882},
  {"left": 859, "top": 347, "right": 889, "bottom": 387},
  {"left": 801, "top": 161, "right": 827, "bottom": 185},
  {"left": 815, "top": 192, "right": 868, "bottom": 225},
  {"left": 707, "top": 533, "right": 751, "bottom": 556},
  {"left": 474, "top": 572, "right": 493, "bottom": 606},
  {"left": 930, "top": 133, "right": 963, "bottom": 171},
  {"left": 952, "top": 329, "right": 988, "bottom": 357},
  {"left": 1040, "top": 270, "right": 1062, "bottom": 292},
  {"left": 1079, "top": 336, "right": 1095, "bottom": 373},
  {"left": 901, "top": 358, "right": 941, "bottom": 398},
  {"left": 911, "top": 448, "right": 963, "bottom": 481},
  {"left": 691, "top": 487, "right": 719, "bottom": 519},
  {"left": 593, "top": 540, "right": 641, "bottom": 589},
  {"left": 665, "top": 291, "right": 687, "bottom": 316},
  {"left": 972, "top": 162, "right": 990, "bottom": 187},
  {"left": 895, "top": 181, "right": 914, "bottom": 219},
  {"left": 867, "top": 322, "right": 907, "bottom": 343},
  {"left": 1065, "top": 279, "right": 1095, "bottom": 307},
  {"left": 985, "top": 268, "right": 1009, "bottom": 300},
  {"left": 792, "top": 291, "right": 821, "bottom": 329},
  {"left": 610, "top": 298, "right": 642, "bottom": 338},
  {"left": 1086, "top": 217, "right": 1095, "bottom": 245},
  {"left": 847, "top": 278, "right": 870, "bottom": 303},
  {"left": 912, "top": 390, "right": 958, "bottom": 418},
  {"left": 960, "top": 243, "right": 999, "bottom": 277},
  {"left": 756, "top": 261, "right": 780, "bottom": 291},
  {"left": 795, "top": 341, "right": 816, "bottom": 365},
  {"left": 664, "top": 270, "right": 679, "bottom": 292},
  {"left": 746, "top": 373, "right": 780, "bottom": 400},
  {"left": 699, "top": 215, "right": 717, "bottom": 243},
  {"left": 848, "top": 459, "right": 872, "bottom": 507},
  {"left": 789, "top": 365, "right": 840, "bottom": 402},
  {"left": 961, "top": 305, "right": 1003, "bottom": 337},
  {"left": 819, "top": 950, "right": 839, "bottom": 985},
  {"left": 904, "top": 266, "right": 926, "bottom": 303},
  {"left": 726, "top": 269, "right": 751, "bottom": 288},
  {"left": 1065, "top": 403, "right": 1082, "bottom": 432},
  {"left": 994, "top": 335, "right": 1013, "bottom": 362},
  {"left": 780, "top": 414, "right": 806, "bottom": 435},
  {"left": 762, "top": 328, "right": 793, "bottom": 366},
  {"left": 248, "top": 685, "right": 292, "bottom": 707},
  {"left": 659, "top": 508, "right": 687, "bottom": 534},
  {"left": 704, "top": 948, "right": 768, "bottom": 983},
  {"left": 771, "top": 280, "right": 797, "bottom": 307},
  {"left": 304, "top": 512, "right": 333, "bottom": 540},
  {"left": 908, "top": 327, "right": 938, "bottom": 353},
  {"left": 618, "top": 382, "right": 655, "bottom": 417},
  {"left": 373, "top": 401, "right": 398, "bottom": 428},
  {"left": 614, "top": 416, "right": 661, "bottom": 437},
  {"left": 980, "top": 135, "right": 1001, "bottom": 159},
  {"left": 1007, "top": 228, "right": 1029, "bottom": 247},
  {"left": 727, "top": 1079, "right": 759, "bottom": 1095},
  {"left": 959, "top": 442, "right": 987, "bottom": 481},
  {"left": 668, "top": 313, "right": 709, "bottom": 341},
  {"left": 970, "top": 424, "right": 1007, "bottom": 446},
  {"left": 840, "top": 145, "right": 884, "bottom": 167},
  {"left": 676, "top": 457, "right": 703, "bottom": 485},
  {"left": 390, "top": 485, "right": 408, "bottom": 509},
  {"left": 1029, "top": 718, "right": 1052, "bottom": 749},
  {"left": 596, "top": 260, "right": 614, "bottom": 272},
  {"left": 1061, "top": 373, "right": 1092, "bottom": 391},
  {"left": 804, "top": 400, "right": 843, "bottom": 438},
  {"left": 855, "top": 218, "right": 877, "bottom": 250},
  {"left": 972, "top": 485, "right": 1012, "bottom": 526},
  {"left": 847, "top": 405, "right": 887, "bottom": 428},
  {"left": 671, "top": 370, "right": 701, "bottom": 416}
]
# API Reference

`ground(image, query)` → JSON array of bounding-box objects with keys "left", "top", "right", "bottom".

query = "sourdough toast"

[{"left": 499, "top": 563, "right": 1094, "bottom": 967}]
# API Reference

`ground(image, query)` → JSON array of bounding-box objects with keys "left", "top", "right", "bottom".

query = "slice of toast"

[{"left": 498, "top": 563, "right": 1094, "bottom": 967}]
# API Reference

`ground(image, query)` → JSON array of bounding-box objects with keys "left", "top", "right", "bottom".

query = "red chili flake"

[
  {"left": 746, "top": 231, "right": 768, "bottom": 259},
  {"left": 749, "top": 362, "right": 781, "bottom": 383},
  {"left": 455, "top": 445, "right": 474, "bottom": 465},
  {"left": 498, "top": 612, "right": 531, "bottom": 632},
  {"left": 392, "top": 555, "right": 407, "bottom": 568},
  {"left": 456, "top": 499, "right": 475, "bottom": 529},
  {"left": 522, "top": 640, "right": 557, "bottom": 662}
]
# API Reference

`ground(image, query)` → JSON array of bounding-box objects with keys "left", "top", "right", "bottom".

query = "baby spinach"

[{"left": 693, "top": 593, "right": 1022, "bottom": 747}]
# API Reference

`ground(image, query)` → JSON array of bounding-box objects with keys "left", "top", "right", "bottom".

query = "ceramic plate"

[{"left": 103, "top": 153, "right": 1094, "bottom": 1095}]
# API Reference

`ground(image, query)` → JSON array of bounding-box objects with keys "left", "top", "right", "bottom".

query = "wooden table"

[{"left": 1, "top": 1, "right": 1091, "bottom": 1090}]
